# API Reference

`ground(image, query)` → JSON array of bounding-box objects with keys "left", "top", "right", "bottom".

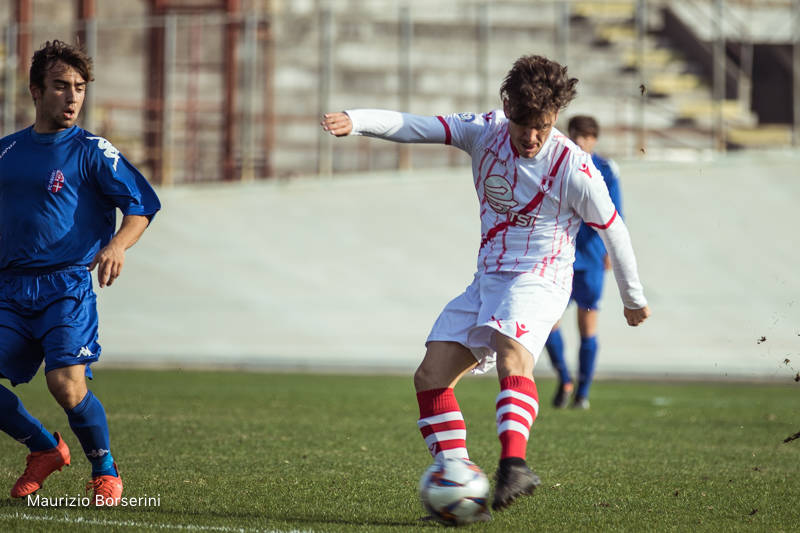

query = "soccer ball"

[{"left": 419, "top": 457, "right": 490, "bottom": 526}]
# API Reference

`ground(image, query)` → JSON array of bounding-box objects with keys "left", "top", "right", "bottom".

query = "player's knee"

[
  {"left": 494, "top": 341, "right": 534, "bottom": 377},
  {"left": 413, "top": 364, "right": 435, "bottom": 392},
  {"left": 46, "top": 376, "right": 87, "bottom": 409},
  {"left": 414, "top": 359, "right": 455, "bottom": 391},
  {"left": 48, "top": 386, "right": 84, "bottom": 409},
  {"left": 497, "top": 351, "right": 528, "bottom": 374}
]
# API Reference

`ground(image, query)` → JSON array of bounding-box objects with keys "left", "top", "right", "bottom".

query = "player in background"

[
  {"left": 0, "top": 40, "right": 160, "bottom": 505},
  {"left": 321, "top": 55, "right": 650, "bottom": 514},
  {"left": 544, "top": 115, "right": 623, "bottom": 410}
]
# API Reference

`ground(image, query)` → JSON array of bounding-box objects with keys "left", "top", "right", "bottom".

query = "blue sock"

[
  {"left": 577, "top": 336, "right": 599, "bottom": 399},
  {"left": 65, "top": 391, "right": 116, "bottom": 477},
  {"left": 545, "top": 328, "right": 572, "bottom": 384},
  {"left": 0, "top": 384, "right": 58, "bottom": 452}
]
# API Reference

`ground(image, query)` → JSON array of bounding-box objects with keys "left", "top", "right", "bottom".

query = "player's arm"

[
  {"left": 85, "top": 135, "right": 161, "bottom": 288},
  {"left": 596, "top": 216, "right": 651, "bottom": 326},
  {"left": 569, "top": 157, "right": 650, "bottom": 326},
  {"left": 89, "top": 215, "right": 150, "bottom": 288},
  {"left": 321, "top": 109, "right": 452, "bottom": 144}
]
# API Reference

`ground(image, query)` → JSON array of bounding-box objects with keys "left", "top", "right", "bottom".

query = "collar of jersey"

[{"left": 29, "top": 125, "right": 80, "bottom": 145}]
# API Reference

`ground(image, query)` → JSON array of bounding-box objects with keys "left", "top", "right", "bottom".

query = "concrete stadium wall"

[{"left": 96, "top": 151, "right": 800, "bottom": 381}]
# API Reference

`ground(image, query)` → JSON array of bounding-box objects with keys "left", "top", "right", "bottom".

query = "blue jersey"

[
  {"left": 0, "top": 125, "right": 160, "bottom": 270},
  {"left": 572, "top": 153, "right": 623, "bottom": 272}
]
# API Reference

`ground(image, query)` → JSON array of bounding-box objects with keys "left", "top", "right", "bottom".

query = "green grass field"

[{"left": 0, "top": 369, "right": 797, "bottom": 532}]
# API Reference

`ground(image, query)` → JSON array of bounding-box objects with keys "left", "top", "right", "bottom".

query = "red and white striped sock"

[
  {"left": 495, "top": 376, "right": 539, "bottom": 459},
  {"left": 416, "top": 388, "right": 468, "bottom": 461}
]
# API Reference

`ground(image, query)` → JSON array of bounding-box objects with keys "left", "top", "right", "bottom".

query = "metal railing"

[{"left": 1, "top": 1, "right": 798, "bottom": 183}]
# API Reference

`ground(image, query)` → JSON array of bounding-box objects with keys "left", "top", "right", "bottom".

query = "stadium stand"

[{"left": 0, "top": 0, "right": 797, "bottom": 177}]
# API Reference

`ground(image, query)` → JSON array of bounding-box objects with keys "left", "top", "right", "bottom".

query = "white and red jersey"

[{"left": 346, "top": 109, "right": 646, "bottom": 308}]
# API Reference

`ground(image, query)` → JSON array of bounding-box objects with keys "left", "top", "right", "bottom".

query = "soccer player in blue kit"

[
  {"left": 544, "top": 115, "right": 622, "bottom": 409},
  {"left": 0, "top": 40, "right": 160, "bottom": 504}
]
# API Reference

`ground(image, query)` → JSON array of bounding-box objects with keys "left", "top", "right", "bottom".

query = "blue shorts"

[
  {"left": 570, "top": 269, "right": 606, "bottom": 310},
  {"left": 0, "top": 266, "right": 100, "bottom": 386}
]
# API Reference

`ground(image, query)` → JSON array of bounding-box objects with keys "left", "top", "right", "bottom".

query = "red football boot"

[
  {"left": 87, "top": 463, "right": 123, "bottom": 506},
  {"left": 11, "top": 431, "right": 71, "bottom": 498}
]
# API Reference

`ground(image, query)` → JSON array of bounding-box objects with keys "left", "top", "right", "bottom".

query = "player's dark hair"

[
  {"left": 567, "top": 115, "right": 599, "bottom": 139},
  {"left": 500, "top": 55, "right": 578, "bottom": 124},
  {"left": 29, "top": 40, "right": 94, "bottom": 89}
]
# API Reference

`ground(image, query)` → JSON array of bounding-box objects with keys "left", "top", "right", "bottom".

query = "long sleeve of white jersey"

[
  {"left": 345, "top": 109, "right": 448, "bottom": 144},
  {"left": 598, "top": 216, "right": 647, "bottom": 309},
  {"left": 567, "top": 153, "right": 647, "bottom": 309}
]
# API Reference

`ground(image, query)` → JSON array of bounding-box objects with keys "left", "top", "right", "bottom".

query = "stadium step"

[
  {"left": 594, "top": 24, "right": 637, "bottom": 44},
  {"left": 677, "top": 99, "right": 753, "bottom": 124},
  {"left": 726, "top": 125, "right": 793, "bottom": 147},
  {"left": 572, "top": 1, "right": 636, "bottom": 21},
  {"left": 622, "top": 48, "right": 678, "bottom": 69},
  {"left": 647, "top": 72, "right": 702, "bottom": 95}
]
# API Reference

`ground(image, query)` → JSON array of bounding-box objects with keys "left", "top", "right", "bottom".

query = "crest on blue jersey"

[
  {"left": 47, "top": 169, "right": 65, "bottom": 193},
  {"left": 457, "top": 112, "right": 475, "bottom": 122}
]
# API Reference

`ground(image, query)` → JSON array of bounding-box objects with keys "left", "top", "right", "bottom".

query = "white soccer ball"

[{"left": 419, "top": 457, "right": 490, "bottom": 526}]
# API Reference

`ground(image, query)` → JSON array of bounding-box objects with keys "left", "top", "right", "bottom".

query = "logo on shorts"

[
  {"left": 47, "top": 170, "right": 65, "bottom": 193},
  {"left": 457, "top": 112, "right": 475, "bottom": 122},
  {"left": 484, "top": 175, "right": 518, "bottom": 214},
  {"left": 515, "top": 322, "right": 529, "bottom": 338},
  {"left": 491, "top": 315, "right": 503, "bottom": 328},
  {"left": 77, "top": 346, "right": 94, "bottom": 357}
]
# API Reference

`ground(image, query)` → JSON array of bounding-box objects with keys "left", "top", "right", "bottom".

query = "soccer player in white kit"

[{"left": 321, "top": 55, "right": 651, "bottom": 514}]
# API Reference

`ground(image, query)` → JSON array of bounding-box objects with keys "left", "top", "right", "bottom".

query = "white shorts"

[{"left": 426, "top": 271, "right": 570, "bottom": 374}]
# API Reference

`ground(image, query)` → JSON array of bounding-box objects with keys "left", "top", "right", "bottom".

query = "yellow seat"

[
  {"left": 727, "top": 125, "right": 792, "bottom": 146},
  {"left": 596, "top": 25, "right": 637, "bottom": 43},
  {"left": 678, "top": 100, "right": 746, "bottom": 121},
  {"left": 649, "top": 73, "right": 701, "bottom": 94},
  {"left": 623, "top": 49, "right": 675, "bottom": 68},
  {"left": 573, "top": 2, "right": 636, "bottom": 20}
]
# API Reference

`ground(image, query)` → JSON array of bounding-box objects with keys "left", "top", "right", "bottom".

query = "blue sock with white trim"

[
  {"left": 577, "top": 336, "right": 599, "bottom": 399},
  {"left": 545, "top": 328, "right": 571, "bottom": 385},
  {"left": 65, "top": 391, "right": 116, "bottom": 477},
  {"left": 0, "top": 384, "right": 58, "bottom": 452}
]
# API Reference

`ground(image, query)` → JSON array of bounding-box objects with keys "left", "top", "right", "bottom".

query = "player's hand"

[
  {"left": 88, "top": 243, "right": 125, "bottom": 288},
  {"left": 320, "top": 112, "right": 353, "bottom": 136},
  {"left": 624, "top": 305, "right": 650, "bottom": 326},
  {"left": 603, "top": 254, "right": 611, "bottom": 271}
]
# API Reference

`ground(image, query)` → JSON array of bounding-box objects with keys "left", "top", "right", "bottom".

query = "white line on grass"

[{"left": 0, "top": 512, "right": 313, "bottom": 533}]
